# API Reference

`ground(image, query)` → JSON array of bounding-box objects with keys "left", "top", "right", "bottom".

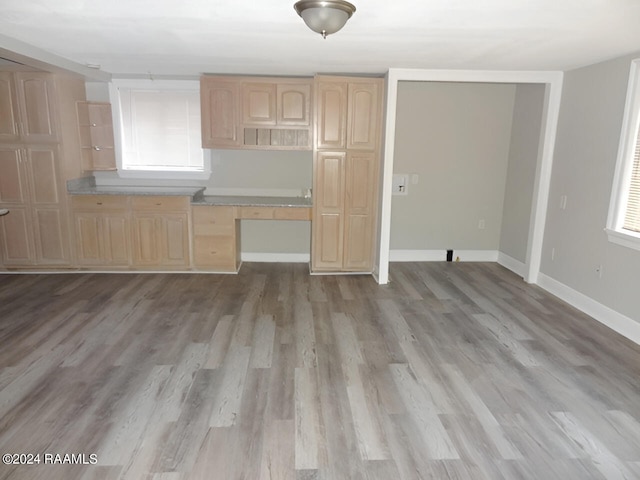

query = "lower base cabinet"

[
  {"left": 71, "top": 195, "right": 190, "bottom": 269},
  {"left": 192, "top": 205, "right": 240, "bottom": 272}
]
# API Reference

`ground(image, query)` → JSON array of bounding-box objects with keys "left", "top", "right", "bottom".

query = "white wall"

[
  {"left": 390, "top": 81, "right": 516, "bottom": 256},
  {"left": 500, "top": 84, "right": 546, "bottom": 264},
  {"left": 542, "top": 51, "right": 640, "bottom": 326}
]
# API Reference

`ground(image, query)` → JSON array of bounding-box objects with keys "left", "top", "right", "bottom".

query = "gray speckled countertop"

[
  {"left": 67, "top": 177, "right": 311, "bottom": 207},
  {"left": 67, "top": 176, "right": 205, "bottom": 198},
  {"left": 69, "top": 184, "right": 206, "bottom": 198},
  {"left": 193, "top": 195, "right": 312, "bottom": 207}
]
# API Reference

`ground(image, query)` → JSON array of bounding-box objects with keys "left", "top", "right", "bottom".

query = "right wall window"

[{"left": 606, "top": 58, "right": 640, "bottom": 251}]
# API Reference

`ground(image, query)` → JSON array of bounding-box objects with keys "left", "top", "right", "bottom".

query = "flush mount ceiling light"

[{"left": 294, "top": 0, "right": 356, "bottom": 39}]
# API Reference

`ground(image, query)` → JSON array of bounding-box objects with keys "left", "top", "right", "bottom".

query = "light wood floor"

[{"left": 1, "top": 262, "right": 640, "bottom": 480}]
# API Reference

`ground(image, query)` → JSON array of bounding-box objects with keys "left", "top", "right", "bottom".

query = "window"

[
  {"left": 110, "top": 80, "right": 209, "bottom": 179},
  {"left": 606, "top": 59, "right": 640, "bottom": 251}
]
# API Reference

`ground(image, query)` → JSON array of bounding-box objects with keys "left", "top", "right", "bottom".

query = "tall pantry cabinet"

[
  {"left": 0, "top": 70, "right": 86, "bottom": 266},
  {"left": 312, "top": 76, "right": 384, "bottom": 272}
]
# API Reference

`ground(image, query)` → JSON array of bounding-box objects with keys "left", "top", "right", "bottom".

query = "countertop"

[
  {"left": 66, "top": 178, "right": 312, "bottom": 208},
  {"left": 68, "top": 184, "right": 207, "bottom": 198},
  {"left": 193, "top": 195, "right": 312, "bottom": 207}
]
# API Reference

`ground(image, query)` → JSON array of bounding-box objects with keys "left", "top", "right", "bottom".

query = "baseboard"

[
  {"left": 389, "top": 249, "right": 499, "bottom": 262},
  {"left": 240, "top": 252, "right": 310, "bottom": 263},
  {"left": 497, "top": 252, "right": 527, "bottom": 278},
  {"left": 537, "top": 272, "right": 640, "bottom": 346}
]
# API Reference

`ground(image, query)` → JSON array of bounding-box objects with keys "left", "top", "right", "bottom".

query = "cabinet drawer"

[
  {"left": 237, "top": 206, "right": 274, "bottom": 219},
  {"left": 71, "top": 195, "right": 128, "bottom": 211},
  {"left": 274, "top": 207, "right": 311, "bottom": 221},
  {"left": 192, "top": 206, "right": 236, "bottom": 235},
  {"left": 193, "top": 235, "right": 237, "bottom": 270},
  {"left": 131, "top": 196, "right": 189, "bottom": 211}
]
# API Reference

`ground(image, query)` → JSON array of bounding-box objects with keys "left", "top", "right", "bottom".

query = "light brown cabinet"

[
  {"left": 200, "top": 78, "right": 241, "bottom": 148},
  {"left": 76, "top": 101, "right": 116, "bottom": 171},
  {"left": 312, "top": 76, "right": 383, "bottom": 272},
  {"left": 131, "top": 196, "right": 190, "bottom": 268},
  {"left": 0, "top": 72, "right": 58, "bottom": 144},
  {"left": 192, "top": 205, "right": 240, "bottom": 272},
  {"left": 242, "top": 83, "right": 277, "bottom": 125},
  {"left": 201, "top": 75, "right": 312, "bottom": 150},
  {"left": 0, "top": 144, "right": 70, "bottom": 265},
  {"left": 71, "top": 196, "right": 130, "bottom": 266}
]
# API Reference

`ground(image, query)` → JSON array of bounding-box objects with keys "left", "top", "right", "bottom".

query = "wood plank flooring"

[{"left": 1, "top": 262, "right": 640, "bottom": 479}]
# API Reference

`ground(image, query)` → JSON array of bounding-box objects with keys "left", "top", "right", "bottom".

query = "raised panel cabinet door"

[
  {"left": 343, "top": 152, "right": 377, "bottom": 271},
  {"left": 24, "top": 146, "right": 60, "bottom": 204},
  {"left": 200, "top": 78, "right": 240, "bottom": 148},
  {"left": 242, "top": 83, "right": 277, "bottom": 125},
  {"left": 14, "top": 72, "right": 58, "bottom": 143},
  {"left": 0, "top": 146, "right": 28, "bottom": 204},
  {"left": 0, "top": 207, "right": 34, "bottom": 265},
  {"left": 32, "top": 207, "right": 70, "bottom": 265},
  {"left": 313, "top": 213, "right": 343, "bottom": 270},
  {"left": 74, "top": 213, "right": 102, "bottom": 265},
  {"left": 277, "top": 83, "right": 311, "bottom": 126},
  {"left": 0, "top": 72, "right": 20, "bottom": 142},
  {"left": 103, "top": 215, "right": 131, "bottom": 265},
  {"left": 347, "top": 81, "right": 382, "bottom": 150},
  {"left": 316, "top": 80, "right": 347, "bottom": 149},
  {"left": 133, "top": 215, "right": 161, "bottom": 265},
  {"left": 312, "top": 151, "right": 346, "bottom": 271},
  {"left": 162, "top": 214, "right": 189, "bottom": 267}
]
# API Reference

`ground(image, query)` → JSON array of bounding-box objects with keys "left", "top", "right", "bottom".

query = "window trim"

[
  {"left": 606, "top": 58, "right": 640, "bottom": 251},
  {"left": 109, "top": 79, "right": 211, "bottom": 181}
]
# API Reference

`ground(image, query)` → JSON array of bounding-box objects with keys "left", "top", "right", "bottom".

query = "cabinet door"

[
  {"left": 347, "top": 81, "right": 381, "bottom": 150},
  {"left": 32, "top": 207, "right": 69, "bottom": 264},
  {"left": 343, "top": 152, "right": 377, "bottom": 271},
  {"left": 201, "top": 78, "right": 240, "bottom": 148},
  {"left": 316, "top": 81, "right": 348, "bottom": 149},
  {"left": 0, "top": 206, "right": 35, "bottom": 265},
  {"left": 14, "top": 72, "right": 58, "bottom": 143},
  {"left": 277, "top": 83, "right": 311, "bottom": 126},
  {"left": 162, "top": 213, "right": 189, "bottom": 267},
  {"left": 242, "top": 83, "right": 277, "bottom": 125},
  {"left": 312, "top": 151, "right": 346, "bottom": 270},
  {"left": 24, "top": 146, "right": 60, "bottom": 205},
  {"left": 103, "top": 215, "right": 130, "bottom": 265},
  {"left": 0, "top": 72, "right": 20, "bottom": 142},
  {"left": 74, "top": 213, "right": 102, "bottom": 265},
  {"left": 0, "top": 146, "right": 28, "bottom": 204},
  {"left": 132, "top": 215, "right": 161, "bottom": 265}
]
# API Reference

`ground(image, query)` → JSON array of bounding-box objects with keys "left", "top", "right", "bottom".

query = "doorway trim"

[{"left": 376, "top": 68, "right": 564, "bottom": 285}]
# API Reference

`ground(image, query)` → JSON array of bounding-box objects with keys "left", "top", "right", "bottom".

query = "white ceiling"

[{"left": 1, "top": 0, "right": 640, "bottom": 78}]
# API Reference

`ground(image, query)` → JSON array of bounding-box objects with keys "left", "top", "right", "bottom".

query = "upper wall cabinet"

[
  {"left": 201, "top": 77, "right": 241, "bottom": 148},
  {"left": 200, "top": 75, "right": 312, "bottom": 150},
  {"left": 315, "top": 77, "right": 381, "bottom": 151},
  {"left": 0, "top": 72, "right": 58, "bottom": 144}
]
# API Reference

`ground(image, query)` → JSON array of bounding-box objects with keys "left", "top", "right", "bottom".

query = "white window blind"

[
  {"left": 623, "top": 126, "right": 640, "bottom": 233},
  {"left": 118, "top": 87, "right": 203, "bottom": 171}
]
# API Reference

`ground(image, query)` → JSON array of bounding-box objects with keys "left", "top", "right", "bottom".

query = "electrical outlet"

[{"left": 478, "top": 219, "right": 485, "bottom": 230}]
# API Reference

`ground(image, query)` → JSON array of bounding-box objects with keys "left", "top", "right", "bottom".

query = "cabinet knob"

[
  {"left": 91, "top": 123, "right": 97, "bottom": 127},
  {"left": 93, "top": 146, "right": 101, "bottom": 151}
]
